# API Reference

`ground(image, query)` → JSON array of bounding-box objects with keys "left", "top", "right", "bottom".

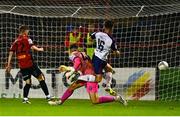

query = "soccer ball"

[{"left": 158, "top": 61, "right": 169, "bottom": 70}]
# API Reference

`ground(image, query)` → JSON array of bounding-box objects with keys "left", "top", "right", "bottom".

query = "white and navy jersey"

[{"left": 91, "top": 32, "right": 117, "bottom": 61}]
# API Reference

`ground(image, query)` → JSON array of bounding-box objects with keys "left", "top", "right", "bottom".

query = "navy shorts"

[{"left": 92, "top": 54, "right": 107, "bottom": 74}]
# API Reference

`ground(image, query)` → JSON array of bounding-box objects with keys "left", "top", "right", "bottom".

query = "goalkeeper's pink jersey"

[{"left": 69, "top": 51, "right": 94, "bottom": 75}]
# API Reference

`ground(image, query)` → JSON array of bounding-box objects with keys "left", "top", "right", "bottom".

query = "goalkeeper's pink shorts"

[{"left": 86, "top": 82, "right": 98, "bottom": 93}]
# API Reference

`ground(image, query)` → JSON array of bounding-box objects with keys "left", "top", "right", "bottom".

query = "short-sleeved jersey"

[
  {"left": 69, "top": 51, "right": 94, "bottom": 75},
  {"left": 91, "top": 32, "right": 117, "bottom": 61},
  {"left": 10, "top": 35, "right": 34, "bottom": 69}
]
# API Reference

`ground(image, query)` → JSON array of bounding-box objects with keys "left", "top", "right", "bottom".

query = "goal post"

[{"left": 0, "top": 1, "right": 179, "bottom": 100}]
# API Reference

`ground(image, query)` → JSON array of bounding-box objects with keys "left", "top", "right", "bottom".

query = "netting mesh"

[
  {"left": 1, "top": 13, "right": 179, "bottom": 69},
  {"left": 0, "top": 0, "right": 180, "bottom": 100},
  {"left": 0, "top": 0, "right": 180, "bottom": 18}
]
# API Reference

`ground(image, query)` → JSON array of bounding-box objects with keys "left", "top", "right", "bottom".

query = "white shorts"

[{"left": 78, "top": 75, "right": 95, "bottom": 82}]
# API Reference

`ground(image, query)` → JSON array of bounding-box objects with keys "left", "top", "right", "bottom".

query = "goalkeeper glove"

[{"left": 59, "top": 65, "right": 74, "bottom": 72}]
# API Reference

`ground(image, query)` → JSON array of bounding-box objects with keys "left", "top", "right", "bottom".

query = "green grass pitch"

[{"left": 0, "top": 98, "right": 180, "bottom": 116}]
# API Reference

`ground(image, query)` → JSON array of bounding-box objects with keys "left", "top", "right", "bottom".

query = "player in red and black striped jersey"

[{"left": 6, "top": 25, "right": 51, "bottom": 104}]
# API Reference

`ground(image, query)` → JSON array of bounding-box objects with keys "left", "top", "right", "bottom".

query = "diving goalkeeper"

[{"left": 48, "top": 44, "right": 127, "bottom": 105}]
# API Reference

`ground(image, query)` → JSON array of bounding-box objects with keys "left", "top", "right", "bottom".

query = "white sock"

[
  {"left": 105, "top": 72, "right": 113, "bottom": 87},
  {"left": 46, "top": 95, "right": 50, "bottom": 98},
  {"left": 24, "top": 97, "right": 28, "bottom": 101},
  {"left": 114, "top": 96, "right": 119, "bottom": 101}
]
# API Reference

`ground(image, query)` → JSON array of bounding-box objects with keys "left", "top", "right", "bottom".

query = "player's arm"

[
  {"left": 59, "top": 57, "right": 82, "bottom": 73},
  {"left": 68, "top": 57, "right": 82, "bottom": 77},
  {"left": 112, "top": 50, "right": 120, "bottom": 55},
  {"left": 6, "top": 51, "right": 13, "bottom": 73},
  {"left": 73, "top": 57, "right": 82, "bottom": 72},
  {"left": 61, "top": 57, "right": 82, "bottom": 83},
  {"left": 28, "top": 38, "right": 44, "bottom": 52},
  {"left": 6, "top": 41, "right": 16, "bottom": 73},
  {"left": 6, "top": 40, "right": 17, "bottom": 72},
  {"left": 31, "top": 45, "right": 44, "bottom": 52},
  {"left": 111, "top": 39, "right": 120, "bottom": 56}
]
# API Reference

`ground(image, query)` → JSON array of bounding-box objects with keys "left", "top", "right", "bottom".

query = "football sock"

[
  {"left": 46, "top": 94, "right": 51, "bottom": 98},
  {"left": 99, "top": 96, "right": 115, "bottom": 103},
  {"left": 39, "top": 80, "right": 49, "bottom": 96},
  {"left": 105, "top": 72, "right": 113, "bottom": 87},
  {"left": 23, "top": 97, "right": 28, "bottom": 101},
  {"left": 23, "top": 84, "right": 31, "bottom": 98},
  {"left": 61, "top": 89, "right": 73, "bottom": 104}
]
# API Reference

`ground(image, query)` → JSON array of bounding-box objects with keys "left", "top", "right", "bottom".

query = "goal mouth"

[
  {"left": 0, "top": 0, "right": 180, "bottom": 18},
  {"left": 0, "top": 0, "right": 180, "bottom": 101}
]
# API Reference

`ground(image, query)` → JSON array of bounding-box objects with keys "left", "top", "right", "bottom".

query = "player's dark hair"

[
  {"left": 70, "top": 44, "right": 78, "bottom": 50},
  {"left": 104, "top": 20, "right": 114, "bottom": 29},
  {"left": 19, "top": 25, "right": 29, "bottom": 33}
]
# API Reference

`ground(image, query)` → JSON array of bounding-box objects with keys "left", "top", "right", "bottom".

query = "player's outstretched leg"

[
  {"left": 48, "top": 100, "right": 62, "bottom": 105},
  {"left": 90, "top": 94, "right": 127, "bottom": 106},
  {"left": 87, "top": 82, "right": 127, "bottom": 106},
  {"left": 87, "top": 82, "right": 115, "bottom": 104},
  {"left": 48, "top": 88, "right": 74, "bottom": 105},
  {"left": 48, "top": 81, "right": 85, "bottom": 105}
]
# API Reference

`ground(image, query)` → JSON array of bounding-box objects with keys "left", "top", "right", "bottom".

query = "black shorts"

[{"left": 20, "top": 65, "right": 42, "bottom": 81}]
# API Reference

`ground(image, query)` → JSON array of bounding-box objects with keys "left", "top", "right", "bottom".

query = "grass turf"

[
  {"left": 159, "top": 68, "right": 180, "bottom": 100},
  {"left": 0, "top": 98, "right": 180, "bottom": 116}
]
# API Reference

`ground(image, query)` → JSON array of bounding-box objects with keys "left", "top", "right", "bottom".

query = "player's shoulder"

[
  {"left": 73, "top": 51, "right": 90, "bottom": 61},
  {"left": 16, "top": 35, "right": 27, "bottom": 41},
  {"left": 96, "top": 32, "right": 112, "bottom": 38},
  {"left": 101, "top": 32, "right": 113, "bottom": 42},
  {"left": 91, "top": 31, "right": 104, "bottom": 36},
  {"left": 76, "top": 52, "right": 86, "bottom": 59},
  {"left": 107, "top": 33, "right": 114, "bottom": 40},
  {"left": 96, "top": 31, "right": 106, "bottom": 35},
  {"left": 28, "top": 38, "right": 33, "bottom": 44}
]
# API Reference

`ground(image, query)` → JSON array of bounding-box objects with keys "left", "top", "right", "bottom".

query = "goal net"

[{"left": 0, "top": 0, "right": 179, "bottom": 100}]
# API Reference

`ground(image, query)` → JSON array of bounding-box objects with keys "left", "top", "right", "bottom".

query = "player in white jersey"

[{"left": 91, "top": 20, "right": 120, "bottom": 96}]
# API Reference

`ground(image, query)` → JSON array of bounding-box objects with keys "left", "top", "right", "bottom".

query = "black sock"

[
  {"left": 23, "top": 84, "right": 31, "bottom": 98},
  {"left": 39, "top": 80, "right": 49, "bottom": 96}
]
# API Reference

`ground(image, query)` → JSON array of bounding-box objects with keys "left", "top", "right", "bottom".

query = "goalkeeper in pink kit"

[{"left": 48, "top": 44, "right": 127, "bottom": 105}]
